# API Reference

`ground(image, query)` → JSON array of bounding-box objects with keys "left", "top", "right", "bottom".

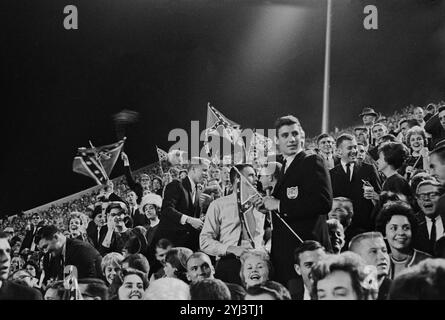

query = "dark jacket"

[
  {"left": 154, "top": 177, "right": 201, "bottom": 251},
  {"left": 86, "top": 221, "right": 108, "bottom": 253},
  {"left": 425, "top": 112, "right": 445, "bottom": 149},
  {"left": 330, "top": 161, "right": 382, "bottom": 232},
  {"left": 43, "top": 238, "right": 102, "bottom": 284},
  {"left": 123, "top": 165, "right": 143, "bottom": 204},
  {"left": 414, "top": 210, "right": 445, "bottom": 255},
  {"left": 20, "top": 226, "right": 40, "bottom": 252},
  {"left": 271, "top": 151, "right": 333, "bottom": 286}
]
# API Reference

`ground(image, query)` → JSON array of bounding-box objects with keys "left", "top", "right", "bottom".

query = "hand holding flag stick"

[{"left": 232, "top": 166, "right": 304, "bottom": 243}]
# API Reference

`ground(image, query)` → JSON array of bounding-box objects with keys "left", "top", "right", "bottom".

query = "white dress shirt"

[
  {"left": 200, "top": 193, "right": 266, "bottom": 257},
  {"left": 340, "top": 160, "right": 354, "bottom": 181},
  {"left": 426, "top": 215, "right": 444, "bottom": 241}
]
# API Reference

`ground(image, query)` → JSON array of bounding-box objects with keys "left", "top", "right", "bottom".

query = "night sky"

[{"left": 2, "top": 0, "right": 445, "bottom": 216}]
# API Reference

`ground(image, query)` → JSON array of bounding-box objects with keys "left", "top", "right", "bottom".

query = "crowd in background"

[{"left": 2, "top": 100, "right": 445, "bottom": 300}]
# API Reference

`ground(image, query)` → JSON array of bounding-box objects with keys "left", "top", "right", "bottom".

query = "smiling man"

[
  {"left": 330, "top": 134, "right": 381, "bottom": 234},
  {"left": 263, "top": 115, "right": 332, "bottom": 287},
  {"left": 291, "top": 240, "right": 326, "bottom": 300},
  {"left": 349, "top": 231, "right": 391, "bottom": 300},
  {"left": 413, "top": 179, "right": 445, "bottom": 255}
]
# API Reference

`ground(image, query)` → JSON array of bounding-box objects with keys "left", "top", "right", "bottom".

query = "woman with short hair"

[
  {"left": 376, "top": 201, "right": 430, "bottom": 279},
  {"left": 163, "top": 247, "right": 193, "bottom": 283},
  {"left": 239, "top": 251, "right": 272, "bottom": 289},
  {"left": 116, "top": 268, "right": 148, "bottom": 300}
]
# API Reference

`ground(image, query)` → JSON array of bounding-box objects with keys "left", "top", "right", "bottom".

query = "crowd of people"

[{"left": 2, "top": 101, "right": 445, "bottom": 300}]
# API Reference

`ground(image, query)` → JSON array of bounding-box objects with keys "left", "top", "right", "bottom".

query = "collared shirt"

[
  {"left": 188, "top": 175, "right": 196, "bottom": 200},
  {"left": 426, "top": 215, "right": 444, "bottom": 241},
  {"left": 150, "top": 219, "right": 160, "bottom": 228},
  {"left": 303, "top": 286, "right": 311, "bottom": 300},
  {"left": 61, "top": 240, "right": 67, "bottom": 263},
  {"left": 340, "top": 160, "right": 354, "bottom": 181},
  {"left": 284, "top": 151, "right": 300, "bottom": 173},
  {"left": 200, "top": 193, "right": 266, "bottom": 257}
]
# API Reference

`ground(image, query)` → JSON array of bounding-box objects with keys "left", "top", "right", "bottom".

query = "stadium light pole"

[{"left": 321, "top": 0, "right": 332, "bottom": 134}]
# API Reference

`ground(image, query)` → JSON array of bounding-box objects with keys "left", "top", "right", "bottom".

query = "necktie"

[
  {"left": 193, "top": 185, "right": 198, "bottom": 205},
  {"left": 430, "top": 217, "right": 437, "bottom": 252},
  {"left": 346, "top": 163, "right": 351, "bottom": 182},
  {"left": 282, "top": 158, "right": 287, "bottom": 175},
  {"left": 244, "top": 208, "right": 257, "bottom": 248}
]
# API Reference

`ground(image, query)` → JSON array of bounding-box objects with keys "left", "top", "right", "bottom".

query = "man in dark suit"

[
  {"left": 0, "top": 232, "right": 42, "bottom": 300},
  {"left": 330, "top": 134, "right": 382, "bottom": 233},
  {"left": 413, "top": 179, "right": 445, "bottom": 255},
  {"left": 36, "top": 225, "right": 102, "bottom": 285},
  {"left": 86, "top": 205, "right": 108, "bottom": 252},
  {"left": 288, "top": 240, "right": 327, "bottom": 300},
  {"left": 125, "top": 189, "right": 148, "bottom": 227},
  {"left": 20, "top": 212, "right": 42, "bottom": 252},
  {"left": 154, "top": 157, "right": 210, "bottom": 251},
  {"left": 263, "top": 115, "right": 333, "bottom": 287}
]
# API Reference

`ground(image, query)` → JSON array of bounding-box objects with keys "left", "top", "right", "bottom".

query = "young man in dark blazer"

[
  {"left": 263, "top": 115, "right": 333, "bottom": 287},
  {"left": 154, "top": 157, "right": 210, "bottom": 251},
  {"left": 330, "top": 134, "right": 382, "bottom": 233},
  {"left": 36, "top": 225, "right": 102, "bottom": 285}
]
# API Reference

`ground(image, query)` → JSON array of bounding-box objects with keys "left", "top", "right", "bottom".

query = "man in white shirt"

[{"left": 200, "top": 164, "right": 265, "bottom": 285}]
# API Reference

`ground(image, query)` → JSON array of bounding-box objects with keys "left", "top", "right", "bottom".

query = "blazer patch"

[{"left": 286, "top": 186, "right": 299, "bottom": 199}]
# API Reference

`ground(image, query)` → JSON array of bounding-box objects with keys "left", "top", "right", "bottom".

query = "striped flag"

[
  {"left": 72, "top": 138, "right": 125, "bottom": 185},
  {"left": 205, "top": 103, "right": 244, "bottom": 148}
]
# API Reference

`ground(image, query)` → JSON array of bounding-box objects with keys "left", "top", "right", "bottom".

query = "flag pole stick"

[
  {"left": 233, "top": 167, "right": 304, "bottom": 243},
  {"left": 156, "top": 145, "right": 165, "bottom": 176}
]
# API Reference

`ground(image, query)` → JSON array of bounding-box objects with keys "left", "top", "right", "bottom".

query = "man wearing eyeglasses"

[{"left": 413, "top": 179, "right": 445, "bottom": 255}]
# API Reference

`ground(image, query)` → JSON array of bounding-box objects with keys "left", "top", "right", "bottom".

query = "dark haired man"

[
  {"left": 263, "top": 115, "right": 332, "bottom": 287},
  {"left": 289, "top": 240, "right": 326, "bottom": 300},
  {"left": 154, "top": 157, "right": 209, "bottom": 251},
  {"left": 425, "top": 105, "right": 445, "bottom": 148},
  {"left": 330, "top": 134, "right": 381, "bottom": 234},
  {"left": 37, "top": 225, "right": 102, "bottom": 285},
  {"left": 78, "top": 278, "right": 109, "bottom": 300}
]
